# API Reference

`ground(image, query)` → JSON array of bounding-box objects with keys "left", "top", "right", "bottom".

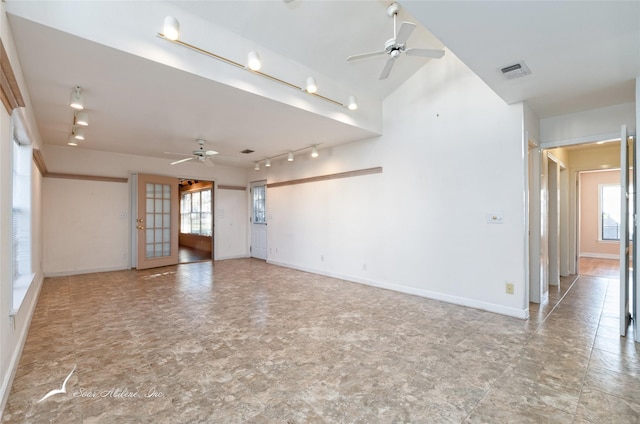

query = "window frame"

[{"left": 179, "top": 187, "right": 212, "bottom": 236}]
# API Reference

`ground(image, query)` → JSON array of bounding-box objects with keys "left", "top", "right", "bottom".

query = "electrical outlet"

[{"left": 506, "top": 282, "right": 515, "bottom": 295}]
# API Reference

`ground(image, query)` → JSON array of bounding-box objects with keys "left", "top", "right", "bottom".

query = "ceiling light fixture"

[
  {"left": 163, "top": 16, "right": 180, "bottom": 41},
  {"left": 347, "top": 95, "right": 358, "bottom": 110},
  {"left": 157, "top": 20, "right": 357, "bottom": 111},
  {"left": 287, "top": 151, "right": 294, "bottom": 162},
  {"left": 247, "top": 51, "right": 261, "bottom": 71},
  {"left": 69, "top": 86, "right": 84, "bottom": 110},
  {"left": 67, "top": 134, "right": 78, "bottom": 146},
  {"left": 305, "top": 77, "right": 317, "bottom": 94},
  {"left": 75, "top": 110, "right": 89, "bottom": 126},
  {"left": 265, "top": 158, "right": 271, "bottom": 167},
  {"left": 254, "top": 162, "right": 260, "bottom": 171},
  {"left": 311, "top": 145, "right": 319, "bottom": 158}
]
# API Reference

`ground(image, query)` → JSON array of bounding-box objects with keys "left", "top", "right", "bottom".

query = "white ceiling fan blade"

[
  {"left": 405, "top": 48, "right": 445, "bottom": 59},
  {"left": 164, "top": 151, "right": 192, "bottom": 157},
  {"left": 170, "top": 157, "right": 194, "bottom": 165},
  {"left": 204, "top": 150, "right": 218, "bottom": 156},
  {"left": 347, "top": 50, "right": 386, "bottom": 61},
  {"left": 379, "top": 57, "right": 397, "bottom": 80},
  {"left": 395, "top": 21, "right": 416, "bottom": 45}
]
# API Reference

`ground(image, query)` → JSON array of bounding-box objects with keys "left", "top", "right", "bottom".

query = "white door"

[
  {"left": 251, "top": 181, "right": 267, "bottom": 260},
  {"left": 620, "top": 126, "right": 631, "bottom": 336},
  {"left": 136, "top": 174, "right": 179, "bottom": 270}
]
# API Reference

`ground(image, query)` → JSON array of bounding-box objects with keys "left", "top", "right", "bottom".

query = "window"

[
  {"left": 12, "top": 114, "right": 34, "bottom": 313},
  {"left": 180, "top": 188, "right": 212, "bottom": 236},
  {"left": 252, "top": 185, "right": 266, "bottom": 224},
  {"left": 599, "top": 183, "right": 634, "bottom": 241}
]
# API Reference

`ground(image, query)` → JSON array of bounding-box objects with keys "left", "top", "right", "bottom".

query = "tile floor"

[{"left": 2, "top": 259, "right": 639, "bottom": 423}]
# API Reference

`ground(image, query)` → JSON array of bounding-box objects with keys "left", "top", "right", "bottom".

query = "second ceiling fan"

[{"left": 347, "top": 2, "right": 445, "bottom": 80}]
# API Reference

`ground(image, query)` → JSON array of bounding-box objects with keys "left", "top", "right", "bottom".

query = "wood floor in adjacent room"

[{"left": 2, "top": 258, "right": 638, "bottom": 423}]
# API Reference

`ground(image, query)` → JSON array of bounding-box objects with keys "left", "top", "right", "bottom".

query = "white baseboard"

[
  {"left": 215, "top": 254, "right": 250, "bottom": 261},
  {"left": 44, "top": 265, "right": 130, "bottom": 278},
  {"left": 580, "top": 253, "right": 619, "bottom": 260},
  {"left": 0, "top": 273, "right": 44, "bottom": 419},
  {"left": 267, "top": 260, "right": 528, "bottom": 320}
]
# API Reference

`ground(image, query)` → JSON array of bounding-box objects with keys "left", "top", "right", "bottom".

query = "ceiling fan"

[
  {"left": 165, "top": 139, "right": 218, "bottom": 165},
  {"left": 347, "top": 2, "right": 445, "bottom": 80}
]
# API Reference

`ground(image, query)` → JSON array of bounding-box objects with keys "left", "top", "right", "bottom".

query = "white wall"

[
  {"left": 540, "top": 102, "right": 636, "bottom": 146},
  {"left": 259, "top": 50, "right": 528, "bottom": 318},
  {"left": 43, "top": 178, "right": 130, "bottom": 275},
  {"left": 0, "top": 3, "right": 45, "bottom": 414}
]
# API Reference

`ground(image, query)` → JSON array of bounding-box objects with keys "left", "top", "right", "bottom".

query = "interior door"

[
  {"left": 136, "top": 173, "right": 179, "bottom": 270},
  {"left": 620, "top": 125, "right": 631, "bottom": 336},
  {"left": 251, "top": 181, "right": 268, "bottom": 260}
]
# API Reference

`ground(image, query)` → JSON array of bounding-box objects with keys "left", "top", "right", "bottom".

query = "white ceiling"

[{"left": 5, "top": 1, "right": 639, "bottom": 168}]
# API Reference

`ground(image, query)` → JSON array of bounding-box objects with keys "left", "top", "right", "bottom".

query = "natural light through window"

[
  {"left": 599, "top": 183, "right": 633, "bottom": 241},
  {"left": 12, "top": 115, "right": 34, "bottom": 314},
  {"left": 180, "top": 189, "right": 212, "bottom": 236}
]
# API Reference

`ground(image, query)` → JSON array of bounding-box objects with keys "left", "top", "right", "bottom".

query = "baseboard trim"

[
  {"left": 214, "top": 254, "right": 250, "bottom": 261},
  {"left": 44, "top": 265, "right": 129, "bottom": 278},
  {"left": 580, "top": 253, "right": 619, "bottom": 260},
  {"left": 267, "top": 260, "right": 528, "bottom": 320}
]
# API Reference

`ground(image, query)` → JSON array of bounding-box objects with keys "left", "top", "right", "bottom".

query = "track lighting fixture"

[
  {"left": 75, "top": 110, "right": 89, "bottom": 126},
  {"left": 67, "top": 134, "right": 78, "bottom": 146},
  {"left": 305, "top": 77, "right": 317, "bottom": 94},
  {"left": 347, "top": 95, "right": 358, "bottom": 110},
  {"left": 247, "top": 51, "right": 261, "bottom": 71},
  {"left": 255, "top": 144, "right": 320, "bottom": 169},
  {"left": 163, "top": 16, "right": 180, "bottom": 41},
  {"left": 70, "top": 86, "right": 84, "bottom": 110},
  {"left": 157, "top": 20, "right": 358, "bottom": 111}
]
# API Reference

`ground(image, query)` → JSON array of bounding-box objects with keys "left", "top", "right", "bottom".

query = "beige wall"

[{"left": 579, "top": 170, "right": 620, "bottom": 258}]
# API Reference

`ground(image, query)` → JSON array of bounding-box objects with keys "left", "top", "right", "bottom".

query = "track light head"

[
  {"left": 70, "top": 86, "right": 84, "bottom": 110},
  {"left": 305, "top": 77, "right": 318, "bottom": 94},
  {"left": 247, "top": 51, "right": 261, "bottom": 71},
  {"left": 311, "top": 145, "right": 319, "bottom": 158},
  {"left": 254, "top": 162, "right": 260, "bottom": 171},
  {"left": 265, "top": 158, "right": 271, "bottom": 167},
  {"left": 75, "top": 110, "right": 89, "bottom": 126},
  {"left": 73, "top": 127, "right": 85, "bottom": 140},
  {"left": 347, "top": 95, "right": 358, "bottom": 110},
  {"left": 163, "top": 16, "right": 180, "bottom": 41},
  {"left": 67, "top": 134, "right": 78, "bottom": 146},
  {"left": 287, "top": 151, "right": 294, "bottom": 162}
]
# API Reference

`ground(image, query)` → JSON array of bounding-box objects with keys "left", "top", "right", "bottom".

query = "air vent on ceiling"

[
  {"left": 241, "top": 149, "right": 255, "bottom": 154},
  {"left": 500, "top": 62, "right": 531, "bottom": 79}
]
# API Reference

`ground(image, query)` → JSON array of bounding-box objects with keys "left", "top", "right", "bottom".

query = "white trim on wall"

[
  {"left": 268, "top": 259, "right": 529, "bottom": 320},
  {"left": 579, "top": 253, "right": 619, "bottom": 260}
]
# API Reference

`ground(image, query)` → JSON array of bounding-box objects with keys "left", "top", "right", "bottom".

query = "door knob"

[{"left": 136, "top": 225, "right": 145, "bottom": 230}]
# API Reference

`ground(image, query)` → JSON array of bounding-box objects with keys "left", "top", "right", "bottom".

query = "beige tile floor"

[{"left": 2, "top": 259, "right": 639, "bottom": 423}]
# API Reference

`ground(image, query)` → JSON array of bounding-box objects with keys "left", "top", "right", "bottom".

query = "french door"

[{"left": 136, "top": 173, "right": 179, "bottom": 270}]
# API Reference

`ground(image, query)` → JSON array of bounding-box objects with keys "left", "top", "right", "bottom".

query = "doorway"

[
  {"left": 532, "top": 131, "right": 638, "bottom": 342},
  {"left": 250, "top": 180, "right": 267, "bottom": 260},
  {"left": 178, "top": 179, "right": 214, "bottom": 263}
]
